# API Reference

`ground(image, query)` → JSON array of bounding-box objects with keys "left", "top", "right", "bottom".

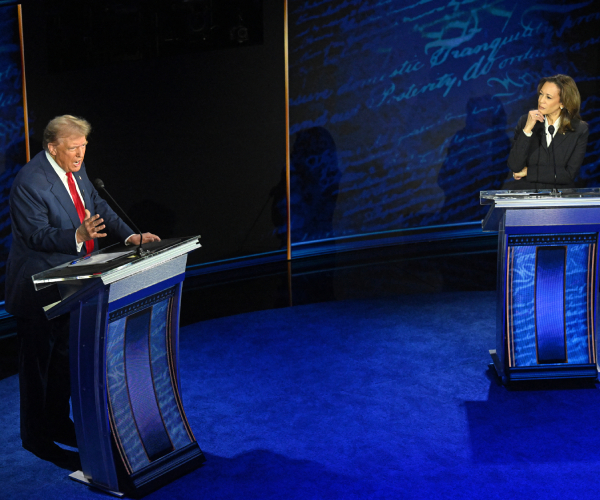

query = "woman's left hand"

[{"left": 513, "top": 167, "right": 527, "bottom": 180}]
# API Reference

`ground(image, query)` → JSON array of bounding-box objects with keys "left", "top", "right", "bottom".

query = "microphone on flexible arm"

[
  {"left": 93, "top": 178, "right": 149, "bottom": 257},
  {"left": 548, "top": 124, "right": 558, "bottom": 196}
]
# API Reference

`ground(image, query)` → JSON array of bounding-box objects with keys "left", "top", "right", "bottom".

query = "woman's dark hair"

[{"left": 537, "top": 74, "right": 582, "bottom": 134}]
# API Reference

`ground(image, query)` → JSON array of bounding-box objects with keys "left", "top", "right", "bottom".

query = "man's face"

[{"left": 48, "top": 134, "right": 87, "bottom": 173}]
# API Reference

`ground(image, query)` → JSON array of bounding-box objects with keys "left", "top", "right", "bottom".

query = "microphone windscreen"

[{"left": 94, "top": 178, "right": 105, "bottom": 189}]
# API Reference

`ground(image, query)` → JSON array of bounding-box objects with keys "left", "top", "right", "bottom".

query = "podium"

[
  {"left": 481, "top": 189, "right": 600, "bottom": 384},
  {"left": 32, "top": 236, "right": 205, "bottom": 496}
]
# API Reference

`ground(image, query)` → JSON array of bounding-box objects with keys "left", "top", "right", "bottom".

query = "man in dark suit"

[{"left": 6, "top": 115, "right": 159, "bottom": 469}]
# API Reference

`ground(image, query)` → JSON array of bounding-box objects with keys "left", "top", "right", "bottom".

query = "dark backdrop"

[{"left": 20, "top": 0, "right": 285, "bottom": 267}]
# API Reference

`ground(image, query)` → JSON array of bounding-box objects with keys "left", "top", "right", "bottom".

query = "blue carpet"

[{"left": 2, "top": 291, "right": 600, "bottom": 498}]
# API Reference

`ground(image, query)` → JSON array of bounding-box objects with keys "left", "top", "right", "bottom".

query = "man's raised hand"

[{"left": 76, "top": 209, "right": 106, "bottom": 243}]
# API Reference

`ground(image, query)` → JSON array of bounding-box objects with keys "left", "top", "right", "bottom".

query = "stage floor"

[{"left": 3, "top": 240, "right": 600, "bottom": 499}]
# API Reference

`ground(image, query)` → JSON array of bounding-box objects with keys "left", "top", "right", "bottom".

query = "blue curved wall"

[
  {"left": 0, "top": 2, "right": 27, "bottom": 300},
  {"left": 280, "top": 0, "right": 600, "bottom": 247}
]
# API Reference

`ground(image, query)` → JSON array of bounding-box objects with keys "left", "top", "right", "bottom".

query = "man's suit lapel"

[{"left": 41, "top": 154, "right": 82, "bottom": 229}]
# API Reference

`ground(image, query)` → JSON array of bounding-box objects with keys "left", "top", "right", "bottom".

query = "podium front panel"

[
  {"left": 106, "top": 284, "right": 195, "bottom": 474},
  {"left": 505, "top": 233, "right": 596, "bottom": 369},
  {"left": 57, "top": 238, "right": 206, "bottom": 495},
  {"left": 481, "top": 192, "right": 600, "bottom": 382}
]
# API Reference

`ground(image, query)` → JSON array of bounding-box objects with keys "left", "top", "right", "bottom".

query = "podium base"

[
  {"left": 69, "top": 470, "right": 124, "bottom": 498},
  {"left": 489, "top": 349, "right": 598, "bottom": 385},
  {"left": 489, "top": 349, "right": 507, "bottom": 385}
]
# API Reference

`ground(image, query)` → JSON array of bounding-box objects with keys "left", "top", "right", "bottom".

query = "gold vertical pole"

[
  {"left": 287, "top": 260, "right": 293, "bottom": 307},
  {"left": 17, "top": 4, "right": 30, "bottom": 162},
  {"left": 284, "top": 0, "right": 291, "bottom": 261}
]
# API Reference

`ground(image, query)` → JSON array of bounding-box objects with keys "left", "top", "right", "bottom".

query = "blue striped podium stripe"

[{"left": 535, "top": 247, "right": 567, "bottom": 364}]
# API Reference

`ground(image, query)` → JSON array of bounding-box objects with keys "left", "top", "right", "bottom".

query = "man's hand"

[
  {"left": 76, "top": 209, "right": 106, "bottom": 242},
  {"left": 126, "top": 233, "right": 161, "bottom": 246}
]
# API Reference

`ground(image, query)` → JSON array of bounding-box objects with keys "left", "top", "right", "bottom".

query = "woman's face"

[{"left": 538, "top": 82, "right": 563, "bottom": 118}]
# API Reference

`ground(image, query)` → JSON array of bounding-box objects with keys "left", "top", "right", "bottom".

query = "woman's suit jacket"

[{"left": 507, "top": 114, "right": 589, "bottom": 189}]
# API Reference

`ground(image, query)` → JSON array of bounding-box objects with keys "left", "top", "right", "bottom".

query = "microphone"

[
  {"left": 548, "top": 125, "right": 557, "bottom": 195},
  {"left": 93, "top": 178, "right": 149, "bottom": 257}
]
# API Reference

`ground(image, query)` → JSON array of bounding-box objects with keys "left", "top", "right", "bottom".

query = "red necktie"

[{"left": 66, "top": 172, "right": 94, "bottom": 255}]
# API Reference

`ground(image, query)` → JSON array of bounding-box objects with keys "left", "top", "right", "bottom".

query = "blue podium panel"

[
  {"left": 481, "top": 191, "right": 600, "bottom": 383},
  {"left": 506, "top": 236, "right": 595, "bottom": 371},
  {"left": 106, "top": 285, "right": 195, "bottom": 474},
  {"left": 535, "top": 246, "right": 567, "bottom": 363}
]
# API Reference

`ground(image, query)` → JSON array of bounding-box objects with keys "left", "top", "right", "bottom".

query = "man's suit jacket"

[
  {"left": 5, "top": 150, "right": 133, "bottom": 318},
  {"left": 507, "top": 114, "right": 589, "bottom": 188}
]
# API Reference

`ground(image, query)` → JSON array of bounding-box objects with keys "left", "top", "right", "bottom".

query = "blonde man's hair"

[{"left": 43, "top": 115, "right": 92, "bottom": 151}]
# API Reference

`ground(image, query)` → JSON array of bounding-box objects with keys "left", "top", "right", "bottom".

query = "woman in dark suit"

[{"left": 508, "top": 74, "right": 588, "bottom": 189}]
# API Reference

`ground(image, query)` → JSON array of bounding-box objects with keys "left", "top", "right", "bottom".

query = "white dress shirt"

[
  {"left": 523, "top": 116, "right": 561, "bottom": 145},
  {"left": 46, "top": 151, "right": 85, "bottom": 252},
  {"left": 46, "top": 151, "right": 134, "bottom": 249},
  {"left": 545, "top": 116, "right": 560, "bottom": 146}
]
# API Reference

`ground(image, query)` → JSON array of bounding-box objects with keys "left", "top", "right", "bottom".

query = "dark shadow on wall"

[
  {"left": 437, "top": 95, "right": 511, "bottom": 224},
  {"left": 271, "top": 127, "right": 341, "bottom": 306},
  {"left": 271, "top": 126, "right": 341, "bottom": 247}
]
